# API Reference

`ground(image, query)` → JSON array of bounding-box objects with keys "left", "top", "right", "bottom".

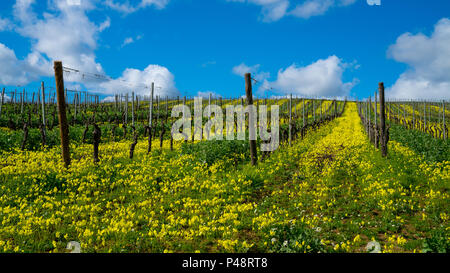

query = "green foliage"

[
  {"left": 389, "top": 124, "right": 450, "bottom": 163},
  {"left": 422, "top": 229, "right": 450, "bottom": 253},
  {"left": 269, "top": 223, "right": 326, "bottom": 253},
  {"left": 181, "top": 140, "right": 250, "bottom": 166}
]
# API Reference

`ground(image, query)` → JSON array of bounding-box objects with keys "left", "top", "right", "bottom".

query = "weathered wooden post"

[
  {"left": 320, "top": 99, "right": 322, "bottom": 120},
  {"left": 165, "top": 96, "right": 168, "bottom": 121},
  {"left": 443, "top": 100, "right": 447, "bottom": 140},
  {"left": 148, "top": 83, "right": 154, "bottom": 153},
  {"left": 74, "top": 92, "right": 78, "bottom": 119},
  {"left": 302, "top": 98, "right": 305, "bottom": 127},
  {"left": 136, "top": 95, "right": 140, "bottom": 114},
  {"left": 53, "top": 61, "right": 71, "bottom": 167},
  {"left": 379, "top": 82, "right": 387, "bottom": 157},
  {"left": 423, "top": 102, "right": 426, "bottom": 132},
  {"left": 245, "top": 73, "right": 257, "bottom": 166},
  {"left": 130, "top": 130, "right": 138, "bottom": 159},
  {"left": 154, "top": 95, "right": 159, "bottom": 135},
  {"left": 93, "top": 123, "right": 101, "bottom": 163},
  {"left": 131, "top": 91, "right": 135, "bottom": 127},
  {"left": 368, "top": 96, "right": 372, "bottom": 142},
  {"left": 208, "top": 93, "right": 212, "bottom": 116},
  {"left": 84, "top": 91, "right": 87, "bottom": 110},
  {"left": 20, "top": 90, "right": 24, "bottom": 114},
  {"left": 0, "top": 87, "right": 4, "bottom": 118},
  {"left": 289, "top": 94, "right": 292, "bottom": 146},
  {"left": 428, "top": 103, "right": 431, "bottom": 127},
  {"left": 41, "top": 81, "right": 46, "bottom": 127},
  {"left": 313, "top": 100, "right": 315, "bottom": 122},
  {"left": 125, "top": 93, "right": 129, "bottom": 125},
  {"left": 375, "top": 91, "right": 378, "bottom": 148},
  {"left": 334, "top": 99, "right": 337, "bottom": 118}
]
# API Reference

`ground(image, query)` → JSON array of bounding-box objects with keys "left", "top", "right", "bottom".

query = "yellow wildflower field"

[{"left": 0, "top": 103, "right": 448, "bottom": 253}]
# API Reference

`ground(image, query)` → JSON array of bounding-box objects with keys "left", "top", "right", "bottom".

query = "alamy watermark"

[{"left": 170, "top": 97, "right": 280, "bottom": 152}]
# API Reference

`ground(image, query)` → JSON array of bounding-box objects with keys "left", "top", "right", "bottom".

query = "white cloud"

[
  {"left": 99, "top": 64, "right": 179, "bottom": 97},
  {"left": 102, "top": 96, "right": 115, "bottom": 102},
  {"left": 267, "top": 55, "right": 358, "bottom": 97},
  {"left": 121, "top": 35, "right": 143, "bottom": 47},
  {"left": 232, "top": 63, "right": 270, "bottom": 82},
  {"left": 0, "top": 43, "right": 42, "bottom": 86},
  {"left": 229, "top": 0, "right": 357, "bottom": 22},
  {"left": 289, "top": 0, "right": 334, "bottom": 19},
  {"left": 104, "top": 0, "right": 170, "bottom": 14},
  {"left": 13, "top": 0, "right": 37, "bottom": 25},
  {"left": 0, "top": 17, "right": 13, "bottom": 31},
  {"left": 387, "top": 18, "right": 450, "bottom": 100},
  {"left": 1, "top": 0, "right": 177, "bottom": 98},
  {"left": 10, "top": 0, "right": 108, "bottom": 83}
]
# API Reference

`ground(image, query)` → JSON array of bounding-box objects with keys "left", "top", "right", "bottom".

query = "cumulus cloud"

[
  {"left": 104, "top": 0, "right": 170, "bottom": 14},
  {"left": 14, "top": 0, "right": 110, "bottom": 80},
  {"left": 232, "top": 63, "right": 270, "bottom": 82},
  {"left": 0, "top": 43, "right": 42, "bottom": 85},
  {"left": 229, "top": 0, "right": 357, "bottom": 22},
  {"left": 0, "top": 0, "right": 177, "bottom": 98},
  {"left": 387, "top": 18, "right": 450, "bottom": 100},
  {"left": 267, "top": 56, "right": 358, "bottom": 97},
  {"left": 99, "top": 64, "right": 179, "bottom": 97}
]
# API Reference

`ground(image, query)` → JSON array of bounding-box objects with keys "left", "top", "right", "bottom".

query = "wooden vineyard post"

[
  {"left": 289, "top": 94, "right": 292, "bottom": 146},
  {"left": 136, "top": 95, "right": 140, "bottom": 113},
  {"left": 379, "top": 82, "right": 387, "bottom": 157},
  {"left": 334, "top": 99, "right": 337, "bottom": 118},
  {"left": 368, "top": 96, "right": 372, "bottom": 143},
  {"left": 125, "top": 93, "right": 128, "bottom": 125},
  {"left": 157, "top": 95, "right": 160, "bottom": 128},
  {"left": 20, "top": 90, "right": 24, "bottom": 114},
  {"left": 165, "top": 96, "right": 169, "bottom": 122},
  {"left": 374, "top": 91, "right": 378, "bottom": 148},
  {"left": 53, "top": 61, "right": 71, "bottom": 168},
  {"left": 0, "top": 87, "right": 4, "bottom": 118},
  {"left": 149, "top": 84, "right": 154, "bottom": 127},
  {"left": 443, "top": 100, "right": 447, "bottom": 140},
  {"left": 302, "top": 98, "right": 305, "bottom": 127},
  {"left": 148, "top": 83, "right": 154, "bottom": 153},
  {"left": 423, "top": 102, "right": 426, "bottom": 132},
  {"left": 245, "top": 73, "right": 258, "bottom": 166},
  {"left": 428, "top": 103, "right": 431, "bottom": 128},
  {"left": 209, "top": 93, "right": 212, "bottom": 116},
  {"left": 93, "top": 124, "right": 101, "bottom": 163},
  {"left": 313, "top": 100, "right": 315, "bottom": 122},
  {"left": 74, "top": 93, "right": 78, "bottom": 119},
  {"left": 41, "top": 81, "right": 46, "bottom": 127},
  {"left": 84, "top": 91, "right": 87, "bottom": 112},
  {"left": 320, "top": 99, "right": 322, "bottom": 120},
  {"left": 132, "top": 91, "right": 135, "bottom": 127}
]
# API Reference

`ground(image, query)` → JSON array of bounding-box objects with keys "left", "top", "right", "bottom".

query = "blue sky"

[{"left": 0, "top": 0, "right": 449, "bottom": 100}]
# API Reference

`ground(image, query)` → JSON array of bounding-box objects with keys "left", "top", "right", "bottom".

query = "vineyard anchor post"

[
  {"left": 443, "top": 100, "right": 447, "bottom": 140},
  {"left": 53, "top": 61, "right": 71, "bottom": 168},
  {"left": 245, "top": 73, "right": 258, "bottom": 166},
  {"left": 379, "top": 82, "right": 387, "bottom": 157},
  {"left": 0, "top": 87, "right": 4, "bottom": 118},
  {"left": 289, "top": 94, "right": 292, "bottom": 146}
]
